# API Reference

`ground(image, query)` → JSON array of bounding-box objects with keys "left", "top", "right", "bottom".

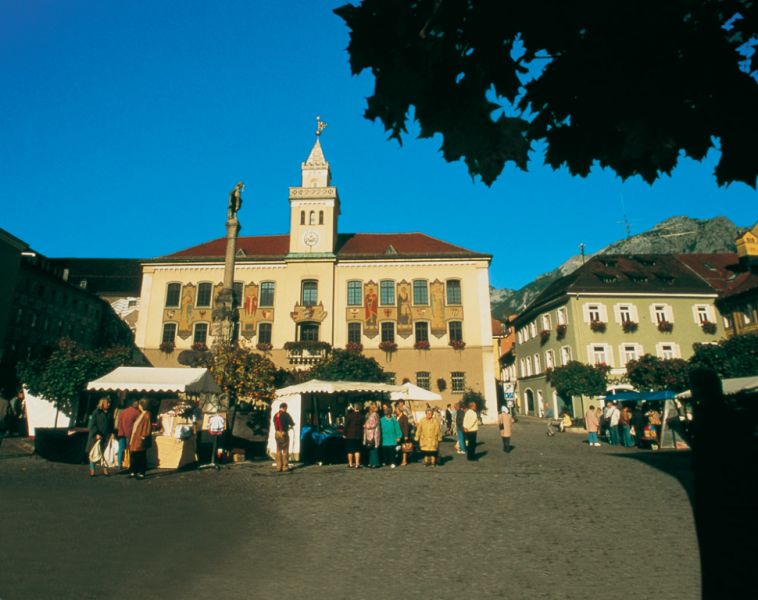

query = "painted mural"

[
  {"left": 430, "top": 279, "right": 446, "bottom": 337},
  {"left": 396, "top": 280, "right": 413, "bottom": 338},
  {"left": 364, "top": 280, "right": 378, "bottom": 338},
  {"left": 291, "top": 302, "right": 328, "bottom": 323}
]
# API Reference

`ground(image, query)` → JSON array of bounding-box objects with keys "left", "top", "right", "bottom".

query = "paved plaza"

[{"left": 0, "top": 419, "right": 700, "bottom": 600}]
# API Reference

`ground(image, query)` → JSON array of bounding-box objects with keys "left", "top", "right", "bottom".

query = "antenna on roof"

[
  {"left": 616, "top": 193, "right": 633, "bottom": 239},
  {"left": 579, "top": 242, "right": 586, "bottom": 264}
]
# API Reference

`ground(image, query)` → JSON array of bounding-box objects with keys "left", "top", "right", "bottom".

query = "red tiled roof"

[
  {"left": 718, "top": 271, "right": 758, "bottom": 301},
  {"left": 675, "top": 253, "right": 740, "bottom": 292},
  {"left": 161, "top": 233, "right": 488, "bottom": 260}
]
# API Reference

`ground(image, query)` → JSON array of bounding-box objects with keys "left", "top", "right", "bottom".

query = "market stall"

[
  {"left": 390, "top": 382, "right": 442, "bottom": 422},
  {"left": 268, "top": 379, "right": 405, "bottom": 462},
  {"left": 87, "top": 367, "right": 222, "bottom": 469},
  {"left": 603, "top": 390, "right": 681, "bottom": 449}
]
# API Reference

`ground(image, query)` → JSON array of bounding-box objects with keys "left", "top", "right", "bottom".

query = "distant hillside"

[{"left": 491, "top": 216, "right": 740, "bottom": 319}]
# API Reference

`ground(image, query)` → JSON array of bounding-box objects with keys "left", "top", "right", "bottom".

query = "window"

[
  {"left": 380, "top": 280, "right": 395, "bottom": 305},
  {"left": 519, "top": 359, "right": 526, "bottom": 377},
  {"left": 193, "top": 323, "right": 208, "bottom": 344},
  {"left": 233, "top": 282, "right": 243, "bottom": 308},
  {"left": 381, "top": 322, "right": 395, "bottom": 343},
  {"left": 695, "top": 305, "right": 710, "bottom": 323},
  {"left": 347, "top": 322, "right": 361, "bottom": 344},
  {"left": 529, "top": 322, "right": 536, "bottom": 338},
  {"left": 319, "top": 210, "right": 324, "bottom": 225},
  {"left": 545, "top": 350, "right": 555, "bottom": 369},
  {"left": 618, "top": 304, "right": 634, "bottom": 323},
  {"left": 162, "top": 323, "right": 177, "bottom": 344},
  {"left": 446, "top": 280, "right": 462, "bottom": 305},
  {"left": 542, "top": 313, "right": 552, "bottom": 330},
  {"left": 525, "top": 356, "right": 533, "bottom": 376},
  {"left": 449, "top": 321, "right": 463, "bottom": 342},
  {"left": 196, "top": 283, "right": 212, "bottom": 308},
  {"left": 416, "top": 371, "right": 431, "bottom": 390},
  {"left": 258, "top": 323, "right": 272, "bottom": 344},
  {"left": 588, "top": 304, "right": 601, "bottom": 322},
  {"left": 300, "top": 211, "right": 305, "bottom": 225},
  {"left": 451, "top": 372, "right": 465, "bottom": 393},
  {"left": 534, "top": 353, "right": 541, "bottom": 374},
  {"left": 298, "top": 322, "right": 319, "bottom": 341},
  {"left": 309, "top": 211, "right": 316, "bottom": 225},
  {"left": 557, "top": 308, "right": 567, "bottom": 325},
  {"left": 415, "top": 321, "right": 429, "bottom": 343},
  {"left": 413, "top": 280, "right": 429, "bottom": 305},
  {"left": 591, "top": 345, "right": 608, "bottom": 365},
  {"left": 621, "top": 344, "right": 639, "bottom": 365},
  {"left": 301, "top": 280, "right": 318, "bottom": 306},
  {"left": 658, "top": 343, "right": 676, "bottom": 360},
  {"left": 653, "top": 304, "right": 667, "bottom": 323},
  {"left": 347, "top": 281, "right": 363, "bottom": 306},
  {"left": 385, "top": 372, "right": 396, "bottom": 385},
  {"left": 260, "top": 282, "right": 275, "bottom": 307},
  {"left": 165, "top": 283, "right": 182, "bottom": 308}
]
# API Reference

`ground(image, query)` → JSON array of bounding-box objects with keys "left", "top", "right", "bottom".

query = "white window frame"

[
  {"left": 560, "top": 346, "right": 572, "bottom": 366},
  {"left": 692, "top": 304, "right": 713, "bottom": 324},
  {"left": 618, "top": 343, "right": 643, "bottom": 367},
  {"left": 650, "top": 303, "right": 674, "bottom": 324},
  {"left": 587, "top": 343, "right": 612, "bottom": 366},
  {"left": 656, "top": 342, "right": 680, "bottom": 359},
  {"left": 541, "top": 313, "right": 551, "bottom": 331},
  {"left": 529, "top": 322, "right": 536, "bottom": 338},
  {"left": 525, "top": 356, "right": 533, "bottom": 376},
  {"left": 557, "top": 307, "right": 567, "bottom": 325},
  {"left": 614, "top": 303, "right": 638, "bottom": 324},
  {"left": 533, "top": 353, "right": 541, "bottom": 374},
  {"left": 545, "top": 349, "right": 555, "bottom": 369},
  {"left": 583, "top": 302, "right": 607, "bottom": 323}
]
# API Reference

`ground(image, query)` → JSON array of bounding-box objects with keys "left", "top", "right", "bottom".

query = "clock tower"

[{"left": 288, "top": 118, "right": 340, "bottom": 255}]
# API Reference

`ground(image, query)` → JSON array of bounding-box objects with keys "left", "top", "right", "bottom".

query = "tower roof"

[{"left": 303, "top": 138, "right": 328, "bottom": 167}]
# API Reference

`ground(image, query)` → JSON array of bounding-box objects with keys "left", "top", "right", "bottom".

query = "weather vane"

[{"left": 316, "top": 115, "right": 328, "bottom": 137}]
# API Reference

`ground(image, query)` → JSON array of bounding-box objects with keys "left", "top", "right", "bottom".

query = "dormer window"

[
  {"left": 655, "top": 272, "right": 674, "bottom": 283},
  {"left": 625, "top": 271, "right": 648, "bottom": 283},
  {"left": 595, "top": 272, "right": 617, "bottom": 283},
  {"left": 635, "top": 257, "right": 656, "bottom": 267},
  {"left": 599, "top": 258, "right": 617, "bottom": 268}
]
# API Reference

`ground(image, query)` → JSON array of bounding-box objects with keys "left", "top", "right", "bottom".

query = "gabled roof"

[
  {"left": 674, "top": 253, "right": 740, "bottom": 293},
  {"left": 159, "top": 233, "right": 489, "bottom": 261}
]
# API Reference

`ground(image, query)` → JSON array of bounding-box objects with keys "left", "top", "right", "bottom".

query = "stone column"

[{"left": 212, "top": 217, "right": 241, "bottom": 344}]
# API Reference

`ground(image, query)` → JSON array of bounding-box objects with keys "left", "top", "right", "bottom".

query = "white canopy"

[
  {"left": 390, "top": 382, "right": 442, "bottom": 402},
  {"left": 87, "top": 367, "right": 222, "bottom": 394},
  {"left": 275, "top": 379, "right": 404, "bottom": 398},
  {"left": 677, "top": 376, "right": 758, "bottom": 400}
]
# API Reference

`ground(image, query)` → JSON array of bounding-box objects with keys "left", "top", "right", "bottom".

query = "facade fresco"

[
  {"left": 430, "top": 279, "right": 446, "bottom": 337},
  {"left": 290, "top": 302, "right": 328, "bottom": 323},
  {"left": 364, "top": 280, "right": 378, "bottom": 338},
  {"left": 396, "top": 280, "right": 413, "bottom": 338}
]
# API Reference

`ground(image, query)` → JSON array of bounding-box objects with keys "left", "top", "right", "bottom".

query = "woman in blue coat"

[{"left": 379, "top": 407, "right": 402, "bottom": 468}]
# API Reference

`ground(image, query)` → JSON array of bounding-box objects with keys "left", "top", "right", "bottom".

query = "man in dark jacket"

[
  {"left": 273, "top": 403, "right": 295, "bottom": 472},
  {"left": 343, "top": 402, "right": 364, "bottom": 468}
]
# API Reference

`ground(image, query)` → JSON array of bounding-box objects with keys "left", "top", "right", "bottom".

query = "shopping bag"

[
  {"left": 88, "top": 441, "right": 103, "bottom": 465},
  {"left": 123, "top": 448, "right": 131, "bottom": 469},
  {"left": 103, "top": 436, "right": 119, "bottom": 468}
]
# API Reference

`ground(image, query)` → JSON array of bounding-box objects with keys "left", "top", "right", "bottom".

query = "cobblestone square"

[{"left": 0, "top": 419, "right": 699, "bottom": 600}]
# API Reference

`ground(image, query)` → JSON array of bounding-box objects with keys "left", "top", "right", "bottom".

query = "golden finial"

[{"left": 316, "top": 115, "right": 328, "bottom": 136}]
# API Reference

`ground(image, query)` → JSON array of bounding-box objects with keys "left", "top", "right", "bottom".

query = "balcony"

[{"left": 284, "top": 341, "right": 331, "bottom": 366}]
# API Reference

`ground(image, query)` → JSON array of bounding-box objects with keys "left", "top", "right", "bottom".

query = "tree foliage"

[
  {"left": 336, "top": 0, "right": 758, "bottom": 187},
  {"left": 308, "top": 348, "right": 387, "bottom": 382},
  {"left": 462, "top": 389, "right": 487, "bottom": 414},
  {"left": 547, "top": 361, "right": 609, "bottom": 397},
  {"left": 209, "top": 343, "right": 277, "bottom": 406},
  {"left": 626, "top": 354, "right": 691, "bottom": 393},
  {"left": 691, "top": 333, "right": 758, "bottom": 378},
  {"left": 17, "top": 339, "right": 135, "bottom": 420}
]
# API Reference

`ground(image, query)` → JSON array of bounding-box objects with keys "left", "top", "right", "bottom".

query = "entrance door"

[{"left": 525, "top": 389, "right": 535, "bottom": 415}]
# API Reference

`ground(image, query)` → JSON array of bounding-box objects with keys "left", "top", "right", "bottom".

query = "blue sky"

[{"left": 1, "top": 1, "right": 755, "bottom": 290}]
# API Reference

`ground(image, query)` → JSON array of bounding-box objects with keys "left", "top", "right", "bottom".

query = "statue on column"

[{"left": 228, "top": 181, "right": 244, "bottom": 220}]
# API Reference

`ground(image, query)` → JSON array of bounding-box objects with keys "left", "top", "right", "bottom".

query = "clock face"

[{"left": 303, "top": 230, "right": 320, "bottom": 247}]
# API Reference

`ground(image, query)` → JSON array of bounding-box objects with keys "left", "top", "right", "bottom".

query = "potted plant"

[
  {"left": 378, "top": 340, "right": 397, "bottom": 353},
  {"left": 589, "top": 321, "right": 607, "bottom": 333},
  {"left": 701, "top": 321, "right": 717, "bottom": 334},
  {"left": 255, "top": 342, "right": 273, "bottom": 352},
  {"left": 414, "top": 340, "right": 431, "bottom": 350},
  {"left": 449, "top": 339, "right": 466, "bottom": 350},
  {"left": 657, "top": 320, "right": 674, "bottom": 333},
  {"left": 191, "top": 341, "right": 208, "bottom": 352},
  {"left": 345, "top": 342, "right": 363, "bottom": 353},
  {"left": 556, "top": 323, "right": 567, "bottom": 339},
  {"left": 283, "top": 340, "right": 332, "bottom": 354},
  {"left": 159, "top": 341, "right": 175, "bottom": 354},
  {"left": 539, "top": 329, "right": 550, "bottom": 344},
  {"left": 622, "top": 320, "right": 638, "bottom": 333}
]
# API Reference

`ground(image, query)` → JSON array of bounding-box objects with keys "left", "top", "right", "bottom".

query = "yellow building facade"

[{"left": 134, "top": 138, "right": 498, "bottom": 421}]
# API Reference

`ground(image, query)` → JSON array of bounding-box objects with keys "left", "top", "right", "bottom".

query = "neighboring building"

[
  {"left": 513, "top": 254, "right": 724, "bottom": 417},
  {"left": 134, "top": 137, "right": 498, "bottom": 420},
  {"left": 491, "top": 316, "right": 516, "bottom": 405},
  {"left": 716, "top": 224, "right": 758, "bottom": 337},
  {"left": 0, "top": 233, "right": 135, "bottom": 395}
]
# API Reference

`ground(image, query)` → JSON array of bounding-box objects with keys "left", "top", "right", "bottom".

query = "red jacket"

[{"left": 117, "top": 406, "right": 140, "bottom": 438}]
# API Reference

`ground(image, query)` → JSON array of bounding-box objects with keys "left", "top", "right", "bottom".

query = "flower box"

[
  {"left": 701, "top": 321, "right": 717, "bottom": 335},
  {"left": 191, "top": 341, "right": 208, "bottom": 352},
  {"left": 378, "top": 341, "right": 397, "bottom": 353},
  {"left": 449, "top": 339, "right": 466, "bottom": 350},
  {"left": 556, "top": 324, "right": 567, "bottom": 339},
  {"left": 657, "top": 320, "right": 674, "bottom": 333},
  {"left": 589, "top": 321, "right": 606, "bottom": 333},
  {"left": 255, "top": 342, "right": 273, "bottom": 352},
  {"left": 414, "top": 340, "right": 430, "bottom": 350},
  {"left": 345, "top": 342, "right": 363, "bottom": 353},
  {"left": 539, "top": 329, "right": 550, "bottom": 344},
  {"left": 159, "top": 341, "right": 175, "bottom": 354},
  {"left": 622, "top": 321, "right": 638, "bottom": 333}
]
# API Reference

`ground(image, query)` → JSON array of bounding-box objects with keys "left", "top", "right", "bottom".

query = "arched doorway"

[{"left": 525, "top": 389, "right": 535, "bottom": 415}]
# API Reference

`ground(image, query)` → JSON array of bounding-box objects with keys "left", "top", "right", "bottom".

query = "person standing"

[
  {"left": 363, "top": 403, "right": 381, "bottom": 468},
  {"left": 379, "top": 406, "right": 402, "bottom": 468},
  {"left": 498, "top": 406, "right": 514, "bottom": 452},
  {"left": 444, "top": 404, "right": 453, "bottom": 436},
  {"left": 273, "top": 402, "right": 295, "bottom": 472},
  {"left": 462, "top": 401, "right": 480, "bottom": 461},
  {"left": 454, "top": 402, "right": 466, "bottom": 455},
  {"left": 415, "top": 408, "right": 442, "bottom": 466},
  {"left": 631, "top": 403, "right": 646, "bottom": 448},
  {"left": 396, "top": 404, "right": 411, "bottom": 466},
  {"left": 608, "top": 401, "right": 621, "bottom": 445},
  {"left": 116, "top": 399, "right": 140, "bottom": 471},
  {"left": 343, "top": 402, "right": 365, "bottom": 468},
  {"left": 619, "top": 404, "right": 634, "bottom": 447},
  {"left": 86, "top": 397, "right": 113, "bottom": 477},
  {"left": 585, "top": 405, "right": 600, "bottom": 447},
  {"left": 129, "top": 398, "right": 152, "bottom": 480}
]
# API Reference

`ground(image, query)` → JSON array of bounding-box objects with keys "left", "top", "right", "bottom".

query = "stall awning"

[
  {"left": 275, "top": 379, "right": 404, "bottom": 398},
  {"left": 390, "top": 382, "right": 442, "bottom": 402},
  {"left": 87, "top": 367, "right": 222, "bottom": 394},
  {"left": 603, "top": 390, "right": 675, "bottom": 402},
  {"left": 677, "top": 376, "right": 758, "bottom": 400}
]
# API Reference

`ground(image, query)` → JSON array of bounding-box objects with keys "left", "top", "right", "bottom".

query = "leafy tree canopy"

[
  {"left": 210, "top": 343, "right": 277, "bottom": 406},
  {"left": 547, "top": 361, "right": 609, "bottom": 397},
  {"left": 626, "top": 354, "right": 690, "bottom": 393},
  {"left": 461, "top": 389, "right": 487, "bottom": 413},
  {"left": 17, "top": 339, "right": 135, "bottom": 419},
  {"left": 691, "top": 333, "right": 758, "bottom": 378},
  {"left": 336, "top": 0, "right": 758, "bottom": 187},
  {"left": 309, "top": 348, "right": 387, "bottom": 382}
]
